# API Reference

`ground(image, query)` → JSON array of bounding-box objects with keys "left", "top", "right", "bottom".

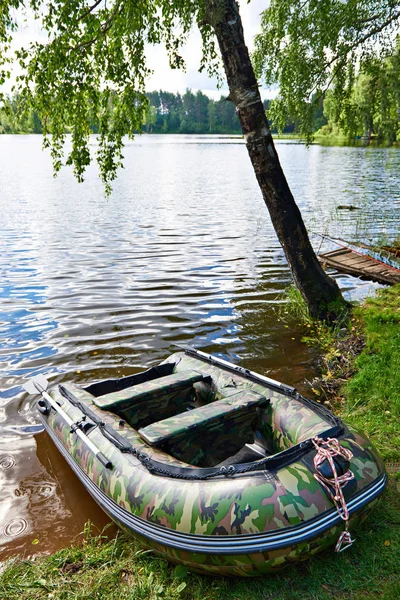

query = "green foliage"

[
  {"left": 254, "top": 1, "right": 400, "bottom": 141},
  {"left": 322, "top": 44, "right": 400, "bottom": 143},
  {"left": 280, "top": 285, "right": 312, "bottom": 325},
  {"left": 0, "top": 0, "right": 220, "bottom": 191},
  {"left": 0, "top": 93, "right": 42, "bottom": 133}
]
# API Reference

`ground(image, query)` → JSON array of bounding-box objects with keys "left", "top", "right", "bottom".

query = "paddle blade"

[{"left": 23, "top": 374, "right": 49, "bottom": 395}]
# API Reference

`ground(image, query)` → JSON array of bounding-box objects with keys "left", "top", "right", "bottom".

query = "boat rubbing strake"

[{"left": 26, "top": 348, "right": 386, "bottom": 576}]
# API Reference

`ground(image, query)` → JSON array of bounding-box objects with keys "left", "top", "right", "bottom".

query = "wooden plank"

[
  {"left": 364, "top": 264, "right": 396, "bottom": 274},
  {"left": 319, "top": 247, "right": 400, "bottom": 285},
  {"left": 361, "top": 261, "right": 399, "bottom": 274},
  {"left": 322, "top": 250, "right": 383, "bottom": 269},
  {"left": 322, "top": 248, "right": 352, "bottom": 259},
  {"left": 341, "top": 256, "right": 376, "bottom": 267},
  {"left": 321, "top": 254, "right": 374, "bottom": 269}
]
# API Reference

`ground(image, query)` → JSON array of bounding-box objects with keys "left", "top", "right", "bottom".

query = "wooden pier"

[{"left": 319, "top": 247, "right": 400, "bottom": 285}]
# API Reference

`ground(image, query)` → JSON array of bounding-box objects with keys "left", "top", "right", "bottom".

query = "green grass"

[
  {"left": 283, "top": 284, "right": 400, "bottom": 463},
  {"left": 341, "top": 285, "right": 400, "bottom": 462},
  {"left": 1, "top": 482, "right": 399, "bottom": 600},
  {"left": 1, "top": 286, "right": 400, "bottom": 599}
]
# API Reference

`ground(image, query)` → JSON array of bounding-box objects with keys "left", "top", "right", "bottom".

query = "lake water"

[{"left": 0, "top": 134, "right": 399, "bottom": 561}]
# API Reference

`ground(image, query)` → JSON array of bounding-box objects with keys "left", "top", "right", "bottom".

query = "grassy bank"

[
  {"left": 1, "top": 287, "right": 399, "bottom": 600},
  {"left": 1, "top": 486, "right": 399, "bottom": 600},
  {"left": 296, "top": 284, "right": 400, "bottom": 464},
  {"left": 340, "top": 286, "right": 400, "bottom": 462}
]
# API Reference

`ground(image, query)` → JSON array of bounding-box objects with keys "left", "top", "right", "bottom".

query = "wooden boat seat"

[
  {"left": 92, "top": 369, "right": 205, "bottom": 428},
  {"left": 138, "top": 389, "right": 270, "bottom": 467}
]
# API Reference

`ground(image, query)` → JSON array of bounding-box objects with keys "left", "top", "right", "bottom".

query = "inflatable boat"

[{"left": 26, "top": 348, "right": 386, "bottom": 576}]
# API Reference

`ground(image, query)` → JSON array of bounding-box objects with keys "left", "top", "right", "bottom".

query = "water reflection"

[
  {"left": 0, "top": 134, "right": 399, "bottom": 561},
  {"left": 0, "top": 434, "right": 111, "bottom": 561}
]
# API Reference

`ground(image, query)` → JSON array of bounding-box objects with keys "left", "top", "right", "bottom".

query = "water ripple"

[
  {"left": 0, "top": 456, "right": 15, "bottom": 470},
  {"left": 1, "top": 518, "right": 29, "bottom": 540},
  {"left": 0, "top": 134, "right": 399, "bottom": 560}
]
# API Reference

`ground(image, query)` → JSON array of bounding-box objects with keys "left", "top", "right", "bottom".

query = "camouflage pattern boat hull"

[{"left": 38, "top": 350, "right": 386, "bottom": 576}]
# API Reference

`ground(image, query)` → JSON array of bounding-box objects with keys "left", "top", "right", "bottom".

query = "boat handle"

[{"left": 23, "top": 375, "right": 113, "bottom": 470}]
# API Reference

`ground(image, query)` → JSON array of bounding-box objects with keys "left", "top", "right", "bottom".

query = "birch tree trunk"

[{"left": 205, "top": 0, "right": 348, "bottom": 320}]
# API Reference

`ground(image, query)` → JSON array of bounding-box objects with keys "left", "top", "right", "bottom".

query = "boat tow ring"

[{"left": 312, "top": 436, "right": 355, "bottom": 552}]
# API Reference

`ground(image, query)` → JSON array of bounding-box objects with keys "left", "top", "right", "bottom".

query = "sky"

[
  {"left": 145, "top": 0, "right": 273, "bottom": 99},
  {"left": 4, "top": 0, "right": 275, "bottom": 100}
]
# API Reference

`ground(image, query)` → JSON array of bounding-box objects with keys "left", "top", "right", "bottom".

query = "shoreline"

[
  {"left": 0, "top": 131, "right": 399, "bottom": 148},
  {"left": 1, "top": 286, "right": 399, "bottom": 598}
]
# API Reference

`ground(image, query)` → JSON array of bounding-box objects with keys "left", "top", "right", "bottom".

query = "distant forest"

[
  {"left": 143, "top": 90, "right": 284, "bottom": 134},
  {"left": 0, "top": 89, "right": 297, "bottom": 136},
  {"left": 2, "top": 60, "right": 399, "bottom": 143}
]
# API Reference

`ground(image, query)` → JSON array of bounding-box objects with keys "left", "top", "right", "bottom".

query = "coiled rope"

[{"left": 312, "top": 436, "right": 355, "bottom": 552}]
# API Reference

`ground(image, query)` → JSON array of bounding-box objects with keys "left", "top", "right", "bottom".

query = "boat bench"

[
  {"left": 91, "top": 369, "right": 205, "bottom": 428},
  {"left": 138, "top": 389, "right": 270, "bottom": 467}
]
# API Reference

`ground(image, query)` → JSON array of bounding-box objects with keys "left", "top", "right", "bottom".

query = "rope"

[
  {"left": 315, "top": 232, "right": 326, "bottom": 255},
  {"left": 312, "top": 436, "right": 355, "bottom": 552}
]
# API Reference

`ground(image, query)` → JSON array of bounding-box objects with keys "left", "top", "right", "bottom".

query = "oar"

[
  {"left": 182, "top": 346, "right": 296, "bottom": 395},
  {"left": 23, "top": 375, "right": 112, "bottom": 469}
]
